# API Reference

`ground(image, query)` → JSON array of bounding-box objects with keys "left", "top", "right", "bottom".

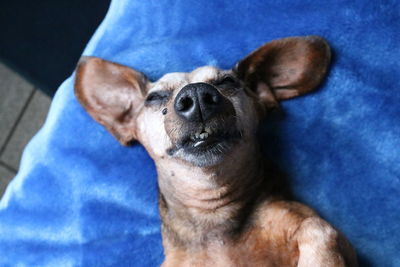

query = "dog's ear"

[
  {"left": 74, "top": 56, "right": 149, "bottom": 145},
  {"left": 235, "top": 36, "right": 331, "bottom": 112}
]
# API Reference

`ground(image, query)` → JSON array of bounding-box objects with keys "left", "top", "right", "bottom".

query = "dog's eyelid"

[
  {"left": 223, "top": 75, "right": 236, "bottom": 82},
  {"left": 145, "top": 90, "right": 171, "bottom": 105},
  {"left": 214, "top": 75, "right": 238, "bottom": 86}
]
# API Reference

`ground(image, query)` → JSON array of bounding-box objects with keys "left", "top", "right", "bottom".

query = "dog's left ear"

[
  {"left": 74, "top": 56, "right": 149, "bottom": 145},
  {"left": 235, "top": 36, "right": 331, "bottom": 111}
]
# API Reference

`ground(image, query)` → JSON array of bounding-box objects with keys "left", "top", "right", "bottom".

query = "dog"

[{"left": 74, "top": 36, "right": 358, "bottom": 266}]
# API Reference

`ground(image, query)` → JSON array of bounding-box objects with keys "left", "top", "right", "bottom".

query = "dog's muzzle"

[{"left": 167, "top": 83, "right": 241, "bottom": 166}]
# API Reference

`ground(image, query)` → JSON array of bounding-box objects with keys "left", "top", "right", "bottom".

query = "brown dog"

[{"left": 74, "top": 36, "right": 358, "bottom": 266}]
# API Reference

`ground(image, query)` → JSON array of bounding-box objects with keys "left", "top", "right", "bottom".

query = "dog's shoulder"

[{"left": 251, "top": 200, "right": 317, "bottom": 241}]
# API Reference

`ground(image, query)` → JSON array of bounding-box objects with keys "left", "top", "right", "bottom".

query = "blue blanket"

[{"left": 1, "top": 0, "right": 399, "bottom": 266}]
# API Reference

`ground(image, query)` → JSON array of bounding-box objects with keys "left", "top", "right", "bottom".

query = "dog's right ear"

[
  {"left": 235, "top": 36, "right": 331, "bottom": 113},
  {"left": 74, "top": 56, "right": 149, "bottom": 145}
]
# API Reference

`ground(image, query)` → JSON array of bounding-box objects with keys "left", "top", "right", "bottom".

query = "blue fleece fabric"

[{"left": 1, "top": 0, "right": 399, "bottom": 266}]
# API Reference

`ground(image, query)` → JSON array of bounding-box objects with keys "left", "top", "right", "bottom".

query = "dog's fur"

[{"left": 74, "top": 36, "right": 358, "bottom": 266}]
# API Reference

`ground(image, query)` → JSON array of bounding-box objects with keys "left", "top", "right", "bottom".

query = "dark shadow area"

[{"left": 0, "top": 0, "right": 111, "bottom": 97}]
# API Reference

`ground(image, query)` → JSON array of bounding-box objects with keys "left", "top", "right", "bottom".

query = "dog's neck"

[{"left": 155, "top": 143, "right": 275, "bottom": 247}]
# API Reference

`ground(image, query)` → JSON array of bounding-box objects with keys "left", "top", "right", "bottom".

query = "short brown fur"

[{"left": 75, "top": 36, "right": 357, "bottom": 266}]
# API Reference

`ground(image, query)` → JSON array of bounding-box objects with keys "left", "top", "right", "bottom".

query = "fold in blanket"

[{"left": 1, "top": 0, "right": 399, "bottom": 266}]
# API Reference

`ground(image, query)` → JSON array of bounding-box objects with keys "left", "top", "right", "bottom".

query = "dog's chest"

[{"left": 162, "top": 225, "right": 299, "bottom": 267}]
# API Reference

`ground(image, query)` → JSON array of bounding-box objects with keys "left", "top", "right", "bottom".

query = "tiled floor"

[{"left": 0, "top": 62, "right": 51, "bottom": 197}]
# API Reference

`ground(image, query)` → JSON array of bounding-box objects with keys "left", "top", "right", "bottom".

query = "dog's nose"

[{"left": 174, "top": 82, "right": 222, "bottom": 122}]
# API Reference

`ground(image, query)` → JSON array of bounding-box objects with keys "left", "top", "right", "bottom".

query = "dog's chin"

[{"left": 168, "top": 128, "right": 242, "bottom": 168}]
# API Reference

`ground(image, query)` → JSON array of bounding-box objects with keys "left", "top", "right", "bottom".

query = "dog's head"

[{"left": 75, "top": 36, "right": 330, "bottom": 168}]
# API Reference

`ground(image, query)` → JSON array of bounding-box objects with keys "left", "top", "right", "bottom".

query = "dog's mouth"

[
  {"left": 182, "top": 126, "right": 241, "bottom": 151},
  {"left": 167, "top": 122, "right": 242, "bottom": 166}
]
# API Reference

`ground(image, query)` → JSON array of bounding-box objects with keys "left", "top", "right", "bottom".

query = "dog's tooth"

[
  {"left": 194, "top": 140, "right": 205, "bottom": 147},
  {"left": 205, "top": 127, "right": 211, "bottom": 134},
  {"left": 199, "top": 132, "right": 209, "bottom": 139},
  {"left": 195, "top": 133, "right": 200, "bottom": 139}
]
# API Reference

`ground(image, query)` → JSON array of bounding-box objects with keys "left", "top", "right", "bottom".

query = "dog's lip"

[
  {"left": 187, "top": 134, "right": 223, "bottom": 149},
  {"left": 166, "top": 121, "right": 242, "bottom": 157},
  {"left": 179, "top": 127, "right": 242, "bottom": 151}
]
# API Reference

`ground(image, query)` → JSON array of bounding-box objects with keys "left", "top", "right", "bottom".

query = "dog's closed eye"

[
  {"left": 213, "top": 75, "right": 240, "bottom": 96},
  {"left": 145, "top": 90, "right": 171, "bottom": 106},
  {"left": 214, "top": 75, "right": 238, "bottom": 88}
]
